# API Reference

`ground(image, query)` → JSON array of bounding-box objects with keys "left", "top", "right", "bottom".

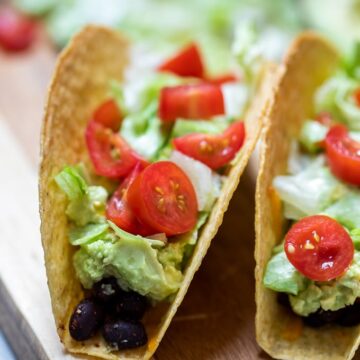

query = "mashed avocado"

[
  {"left": 73, "top": 226, "right": 183, "bottom": 302},
  {"left": 290, "top": 252, "right": 360, "bottom": 316}
]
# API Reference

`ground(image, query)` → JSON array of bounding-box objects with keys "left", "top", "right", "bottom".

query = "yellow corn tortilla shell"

[
  {"left": 255, "top": 32, "right": 360, "bottom": 360},
  {"left": 39, "top": 25, "right": 274, "bottom": 359}
]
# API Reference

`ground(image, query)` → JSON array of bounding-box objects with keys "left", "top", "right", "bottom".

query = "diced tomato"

[
  {"left": 158, "top": 43, "right": 204, "bottom": 78},
  {"left": 325, "top": 124, "right": 360, "bottom": 185},
  {"left": 94, "top": 99, "right": 122, "bottom": 131},
  {"left": 173, "top": 121, "right": 245, "bottom": 169},
  {"left": 127, "top": 161, "right": 198, "bottom": 236},
  {"left": 159, "top": 84, "right": 225, "bottom": 122},
  {"left": 106, "top": 163, "right": 155, "bottom": 236},
  {"left": 315, "top": 112, "right": 333, "bottom": 127},
  {"left": 0, "top": 7, "right": 36, "bottom": 52},
  {"left": 284, "top": 215, "right": 354, "bottom": 281},
  {"left": 206, "top": 73, "right": 238, "bottom": 86},
  {"left": 354, "top": 88, "right": 360, "bottom": 107},
  {"left": 85, "top": 120, "right": 147, "bottom": 179}
]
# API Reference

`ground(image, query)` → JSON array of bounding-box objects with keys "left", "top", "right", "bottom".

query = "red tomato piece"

[
  {"left": 94, "top": 99, "right": 122, "bottom": 131},
  {"left": 0, "top": 7, "right": 36, "bottom": 52},
  {"left": 206, "top": 73, "right": 238, "bottom": 86},
  {"left": 284, "top": 215, "right": 354, "bottom": 281},
  {"left": 85, "top": 120, "right": 146, "bottom": 179},
  {"left": 106, "top": 163, "right": 155, "bottom": 236},
  {"left": 315, "top": 112, "right": 334, "bottom": 127},
  {"left": 159, "top": 84, "right": 225, "bottom": 122},
  {"left": 127, "top": 161, "right": 198, "bottom": 236},
  {"left": 354, "top": 88, "right": 360, "bottom": 107},
  {"left": 158, "top": 43, "right": 204, "bottom": 78},
  {"left": 173, "top": 121, "right": 245, "bottom": 170},
  {"left": 325, "top": 124, "right": 360, "bottom": 185}
]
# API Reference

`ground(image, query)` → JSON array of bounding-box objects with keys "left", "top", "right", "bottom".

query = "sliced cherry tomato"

[
  {"left": 325, "top": 124, "right": 360, "bottom": 185},
  {"left": 158, "top": 43, "right": 204, "bottom": 78},
  {"left": 284, "top": 215, "right": 354, "bottom": 282},
  {"left": 127, "top": 161, "right": 198, "bottom": 236},
  {"left": 106, "top": 163, "right": 155, "bottom": 236},
  {"left": 353, "top": 88, "right": 360, "bottom": 107},
  {"left": 94, "top": 99, "right": 122, "bottom": 131},
  {"left": 159, "top": 84, "right": 225, "bottom": 122},
  {"left": 0, "top": 7, "right": 36, "bottom": 52},
  {"left": 315, "top": 112, "right": 334, "bottom": 127},
  {"left": 85, "top": 120, "right": 146, "bottom": 179},
  {"left": 206, "top": 73, "right": 238, "bottom": 86},
  {"left": 173, "top": 121, "right": 245, "bottom": 170}
]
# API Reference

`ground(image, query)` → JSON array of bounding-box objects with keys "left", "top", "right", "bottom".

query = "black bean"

[
  {"left": 93, "top": 277, "right": 122, "bottom": 303},
  {"left": 69, "top": 298, "right": 104, "bottom": 341},
  {"left": 336, "top": 300, "right": 360, "bottom": 327},
  {"left": 303, "top": 308, "right": 341, "bottom": 328},
  {"left": 114, "top": 291, "right": 148, "bottom": 320},
  {"left": 102, "top": 319, "right": 148, "bottom": 350}
]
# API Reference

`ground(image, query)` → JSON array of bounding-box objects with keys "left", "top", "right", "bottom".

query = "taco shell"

[
  {"left": 255, "top": 32, "right": 360, "bottom": 360},
  {"left": 39, "top": 25, "right": 273, "bottom": 359}
]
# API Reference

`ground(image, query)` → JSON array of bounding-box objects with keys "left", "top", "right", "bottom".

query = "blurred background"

[{"left": 0, "top": 0, "right": 360, "bottom": 359}]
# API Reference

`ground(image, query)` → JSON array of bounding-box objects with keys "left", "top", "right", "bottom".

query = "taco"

[
  {"left": 39, "top": 25, "right": 273, "bottom": 359},
  {"left": 256, "top": 32, "right": 360, "bottom": 359}
]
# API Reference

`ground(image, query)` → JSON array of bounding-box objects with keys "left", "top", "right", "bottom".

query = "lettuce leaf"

[
  {"left": 323, "top": 191, "right": 360, "bottom": 230},
  {"left": 299, "top": 120, "right": 328, "bottom": 153},
  {"left": 263, "top": 251, "right": 309, "bottom": 295},
  {"left": 273, "top": 160, "right": 345, "bottom": 220},
  {"left": 315, "top": 74, "right": 360, "bottom": 131},
  {"left": 55, "top": 166, "right": 108, "bottom": 226}
]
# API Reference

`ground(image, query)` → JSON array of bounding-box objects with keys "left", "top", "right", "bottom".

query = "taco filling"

[
  {"left": 55, "top": 41, "right": 252, "bottom": 350},
  {"left": 263, "top": 45, "right": 360, "bottom": 328}
]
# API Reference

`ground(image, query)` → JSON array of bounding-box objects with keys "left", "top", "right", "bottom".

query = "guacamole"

[{"left": 56, "top": 166, "right": 209, "bottom": 302}]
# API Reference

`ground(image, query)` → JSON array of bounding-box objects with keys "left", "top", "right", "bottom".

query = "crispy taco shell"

[
  {"left": 255, "top": 32, "right": 360, "bottom": 360},
  {"left": 39, "top": 25, "right": 273, "bottom": 359}
]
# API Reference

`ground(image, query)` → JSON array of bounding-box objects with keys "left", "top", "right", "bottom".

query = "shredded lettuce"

[
  {"left": 222, "top": 83, "right": 249, "bottom": 117},
  {"left": 55, "top": 166, "right": 108, "bottom": 226},
  {"left": 322, "top": 191, "right": 360, "bottom": 230},
  {"left": 232, "top": 21, "right": 262, "bottom": 84},
  {"left": 263, "top": 251, "right": 309, "bottom": 296},
  {"left": 171, "top": 116, "right": 233, "bottom": 138},
  {"left": 351, "top": 229, "right": 360, "bottom": 250},
  {"left": 273, "top": 160, "right": 345, "bottom": 220},
  {"left": 69, "top": 223, "right": 109, "bottom": 246},
  {"left": 14, "top": 0, "right": 57, "bottom": 15},
  {"left": 169, "top": 151, "right": 222, "bottom": 211},
  {"left": 299, "top": 120, "right": 328, "bottom": 153},
  {"left": 120, "top": 102, "right": 167, "bottom": 160},
  {"left": 315, "top": 74, "right": 360, "bottom": 131}
]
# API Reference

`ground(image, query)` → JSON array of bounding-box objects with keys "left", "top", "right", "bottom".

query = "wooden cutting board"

[{"left": 0, "top": 27, "right": 357, "bottom": 360}]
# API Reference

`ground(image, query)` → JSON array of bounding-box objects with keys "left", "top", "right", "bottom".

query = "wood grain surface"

[{"left": 0, "top": 24, "right": 357, "bottom": 360}]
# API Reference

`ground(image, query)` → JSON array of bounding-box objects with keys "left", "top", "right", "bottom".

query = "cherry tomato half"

[
  {"left": 159, "top": 84, "right": 225, "bottom": 122},
  {"left": 0, "top": 7, "right": 36, "bottom": 52},
  {"left": 106, "top": 163, "right": 155, "bottom": 236},
  {"left": 158, "top": 43, "right": 204, "bottom": 78},
  {"left": 85, "top": 120, "right": 145, "bottom": 179},
  {"left": 94, "top": 99, "right": 122, "bottom": 131},
  {"left": 206, "top": 73, "right": 238, "bottom": 86},
  {"left": 127, "top": 161, "right": 198, "bottom": 236},
  {"left": 353, "top": 88, "right": 360, "bottom": 108},
  {"left": 285, "top": 215, "right": 354, "bottom": 282},
  {"left": 173, "top": 121, "right": 245, "bottom": 170},
  {"left": 325, "top": 124, "right": 360, "bottom": 185}
]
